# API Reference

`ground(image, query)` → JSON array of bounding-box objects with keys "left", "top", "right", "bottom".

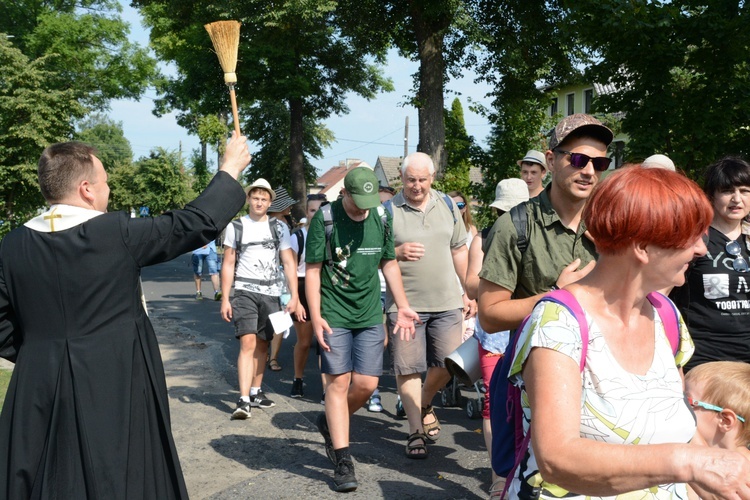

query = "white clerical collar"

[{"left": 24, "top": 204, "right": 104, "bottom": 233}]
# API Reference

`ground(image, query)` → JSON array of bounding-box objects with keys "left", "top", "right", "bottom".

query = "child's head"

[{"left": 685, "top": 361, "right": 750, "bottom": 449}]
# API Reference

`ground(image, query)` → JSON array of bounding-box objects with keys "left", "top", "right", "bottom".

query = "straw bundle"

[{"left": 205, "top": 20, "right": 242, "bottom": 135}]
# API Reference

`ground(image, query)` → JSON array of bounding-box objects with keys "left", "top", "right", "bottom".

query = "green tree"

[
  {"left": 75, "top": 114, "right": 133, "bottom": 169},
  {"left": 434, "top": 98, "right": 474, "bottom": 195},
  {"left": 568, "top": 0, "right": 750, "bottom": 177},
  {"left": 243, "top": 100, "right": 333, "bottom": 190},
  {"left": 134, "top": 0, "right": 391, "bottom": 219},
  {"left": 0, "top": 36, "right": 86, "bottom": 236},
  {"left": 337, "top": 0, "right": 479, "bottom": 175},
  {"left": 107, "top": 162, "right": 139, "bottom": 213},
  {"left": 133, "top": 148, "right": 195, "bottom": 215},
  {"left": 1, "top": 0, "right": 158, "bottom": 111},
  {"left": 469, "top": 0, "right": 578, "bottom": 212}
]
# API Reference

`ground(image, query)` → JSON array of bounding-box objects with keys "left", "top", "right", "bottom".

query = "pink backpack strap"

[
  {"left": 646, "top": 292, "right": 680, "bottom": 356},
  {"left": 545, "top": 289, "right": 590, "bottom": 371}
]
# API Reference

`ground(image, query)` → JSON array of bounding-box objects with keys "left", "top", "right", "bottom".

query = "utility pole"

[{"left": 403, "top": 116, "right": 409, "bottom": 158}]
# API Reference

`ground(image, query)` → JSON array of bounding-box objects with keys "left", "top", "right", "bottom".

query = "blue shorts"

[
  {"left": 320, "top": 324, "right": 385, "bottom": 377},
  {"left": 192, "top": 252, "right": 218, "bottom": 276}
]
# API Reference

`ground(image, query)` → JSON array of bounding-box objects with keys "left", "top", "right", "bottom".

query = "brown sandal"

[
  {"left": 421, "top": 404, "right": 440, "bottom": 442},
  {"left": 405, "top": 432, "right": 428, "bottom": 459}
]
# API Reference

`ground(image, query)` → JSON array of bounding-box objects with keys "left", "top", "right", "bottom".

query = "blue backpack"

[{"left": 489, "top": 289, "right": 681, "bottom": 495}]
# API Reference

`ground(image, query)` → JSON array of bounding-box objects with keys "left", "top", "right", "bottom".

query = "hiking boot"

[
  {"left": 214, "top": 291, "right": 222, "bottom": 301},
  {"left": 249, "top": 391, "right": 276, "bottom": 408},
  {"left": 230, "top": 399, "right": 251, "bottom": 420},
  {"left": 290, "top": 378, "right": 304, "bottom": 398},
  {"left": 333, "top": 458, "right": 358, "bottom": 492},
  {"left": 316, "top": 412, "right": 336, "bottom": 465},
  {"left": 195, "top": 291, "right": 203, "bottom": 300}
]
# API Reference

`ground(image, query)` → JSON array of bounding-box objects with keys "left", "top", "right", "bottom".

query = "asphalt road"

[{"left": 142, "top": 253, "right": 491, "bottom": 499}]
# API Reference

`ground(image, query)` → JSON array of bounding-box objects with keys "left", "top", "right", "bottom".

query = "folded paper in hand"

[{"left": 269, "top": 310, "right": 293, "bottom": 334}]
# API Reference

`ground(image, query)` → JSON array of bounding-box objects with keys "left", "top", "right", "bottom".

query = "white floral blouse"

[{"left": 508, "top": 300, "right": 696, "bottom": 499}]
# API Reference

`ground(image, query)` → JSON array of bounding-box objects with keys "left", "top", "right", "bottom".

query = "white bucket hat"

[{"left": 490, "top": 178, "right": 530, "bottom": 212}]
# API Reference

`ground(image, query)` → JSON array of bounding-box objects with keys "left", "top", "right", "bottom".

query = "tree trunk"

[
  {"left": 288, "top": 96, "right": 306, "bottom": 222},
  {"left": 409, "top": 1, "right": 450, "bottom": 177}
]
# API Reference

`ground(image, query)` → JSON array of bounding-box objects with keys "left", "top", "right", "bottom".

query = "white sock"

[
  {"left": 239, "top": 395, "right": 250, "bottom": 403},
  {"left": 250, "top": 387, "right": 261, "bottom": 396}
]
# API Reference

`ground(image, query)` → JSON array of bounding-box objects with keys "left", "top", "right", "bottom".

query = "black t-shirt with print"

[{"left": 670, "top": 226, "right": 750, "bottom": 370}]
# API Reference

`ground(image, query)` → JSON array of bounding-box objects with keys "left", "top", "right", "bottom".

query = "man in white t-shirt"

[{"left": 220, "top": 178, "right": 300, "bottom": 420}]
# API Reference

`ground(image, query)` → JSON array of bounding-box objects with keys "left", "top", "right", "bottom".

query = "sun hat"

[
  {"left": 548, "top": 113, "right": 614, "bottom": 151},
  {"left": 245, "top": 178, "right": 275, "bottom": 201},
  {"left": 269, "top": 186, "right": 298, "bottom": 212},
  {"left": 490, "top": 178, "right": 530, "bottom": 212},
  {"left": 642, "top": 154, "right": 676, "bottom": 171},
  {"left": 344, "top": 167, "right": 380, "bottom": 209},
  {"left": 516, "top": 150, "right": 547, "bottom": 169}
]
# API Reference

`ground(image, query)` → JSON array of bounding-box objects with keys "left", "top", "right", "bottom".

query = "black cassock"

[{"left": 0, "top": 172, "right": 245, "bottom": 499}]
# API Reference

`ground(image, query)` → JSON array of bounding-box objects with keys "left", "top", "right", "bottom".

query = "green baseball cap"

[{"left": 344, "top": 167, "right": 380, "bottom": 209}]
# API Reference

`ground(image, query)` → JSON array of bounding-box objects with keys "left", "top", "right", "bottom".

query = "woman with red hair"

[{"left": 504, "top": 167, "right": 750, "bottom": 499}]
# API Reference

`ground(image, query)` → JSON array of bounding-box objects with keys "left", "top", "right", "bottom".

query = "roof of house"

[
  {"left": 375, "top": 156, "right": 403, "bottom": 186},
  {"left": 469, "top": 166, "right": 483, "bottom": 185},
  {"left": 314, "top": 159, "right": 370, "bottom": 195}
]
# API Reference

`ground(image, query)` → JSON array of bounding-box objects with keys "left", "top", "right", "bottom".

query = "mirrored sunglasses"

[
  {"left": 688, "top": 396, "right": 746, "bottom": 423},
  {"left": 725, "top": 240, "right": 749, "bottom": 273},
  {"left": 555, "top": 149, "right": 612, "bottom": 172},
  {"left": 456, "top": 201, "right": 467, "bottom": 210}
]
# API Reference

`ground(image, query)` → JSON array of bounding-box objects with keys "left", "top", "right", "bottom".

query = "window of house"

[
  {"left": 584, "top": 89, "right": 594, "bottom": 113},
  {"left": 567, "top": 93, "right": 575, "bottom": 115},
  {"left": 550, "top": 97, "right": 558, "bottom": 117}
]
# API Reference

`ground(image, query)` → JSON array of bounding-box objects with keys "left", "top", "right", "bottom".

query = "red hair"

[{"left": 584, "top": 166, "right": 713, "bottom": 254}]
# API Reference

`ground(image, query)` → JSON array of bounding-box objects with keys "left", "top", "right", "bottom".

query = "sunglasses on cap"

[
  {"left": 555, "top": 149, "right": 612, "bottom": 172},
  {"left": 307, "top": 193, "right": 327, "bottom": 201},
  {"left": 687, "top": 396, "right": 746, "bottom": 423}
]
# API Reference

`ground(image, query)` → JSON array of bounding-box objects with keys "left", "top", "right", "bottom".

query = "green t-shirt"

[
  {"left": 306, "top": 200, "right": 395, "bottom": 328},
  {"left": 479, "top": 187, "right": 597, "bottom": 298}
]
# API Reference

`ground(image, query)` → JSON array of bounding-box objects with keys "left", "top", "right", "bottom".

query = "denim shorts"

[
  {"left": 388, "top": 309, "right": 463, "bottom": 376},
  {"left": 320, "top": 324, "right": 385, "bottom": 377},
  {"left": 232, "top": 290, "right": 280, "bottom": 341},
  {"left": 192, "top": 252, "right": 218, "bottom": 275}
]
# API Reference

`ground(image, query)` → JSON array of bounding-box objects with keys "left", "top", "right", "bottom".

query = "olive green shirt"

[
  {"left": 385, "top": 189, "right": 467, "bottom": 313},
  {"left": 479, "top": 186, "right": 597, "bottom": 298}
]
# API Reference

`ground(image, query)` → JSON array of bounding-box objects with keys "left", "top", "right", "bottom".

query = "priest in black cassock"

[{"left": 0, "top": 132, "right": 251, "bottom": 499}]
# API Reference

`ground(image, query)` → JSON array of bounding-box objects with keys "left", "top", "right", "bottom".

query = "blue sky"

[{"left": 110, "top": 2, "right": 494, "bottom": 175}]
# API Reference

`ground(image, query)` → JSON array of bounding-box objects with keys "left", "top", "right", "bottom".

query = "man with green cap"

[{"left": 305, "top": 166, "right": 420, "bottom": 492}]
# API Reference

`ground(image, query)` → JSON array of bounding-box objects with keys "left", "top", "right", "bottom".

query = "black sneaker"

[
  {"left": 290, "top": 378, "right": 304, "bottom": 398},
  {"left": 316, "top": 412, "right": 336, "bottom": 465},
  {"left": 250, "top": 391, "right": 276, "bottom": 408},
  {"left": 333, "top": 458, "right": 358, "bottom": 492},
  {"left": 231, "top": 399, "right": 251, "bottom": 420}
]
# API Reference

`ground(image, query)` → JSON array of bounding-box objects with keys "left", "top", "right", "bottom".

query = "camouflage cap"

[{"left": 548, "top": 113, "right": 613, "bottom": 151}]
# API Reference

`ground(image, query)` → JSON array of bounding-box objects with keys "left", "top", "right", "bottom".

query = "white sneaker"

[{"left": 367, "top": 391, "right": 382, "bottom": 412}]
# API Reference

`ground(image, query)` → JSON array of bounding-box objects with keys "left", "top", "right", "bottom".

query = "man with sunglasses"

[{"left": 478, "top": 113, "right": 614, "bottom": 333}]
